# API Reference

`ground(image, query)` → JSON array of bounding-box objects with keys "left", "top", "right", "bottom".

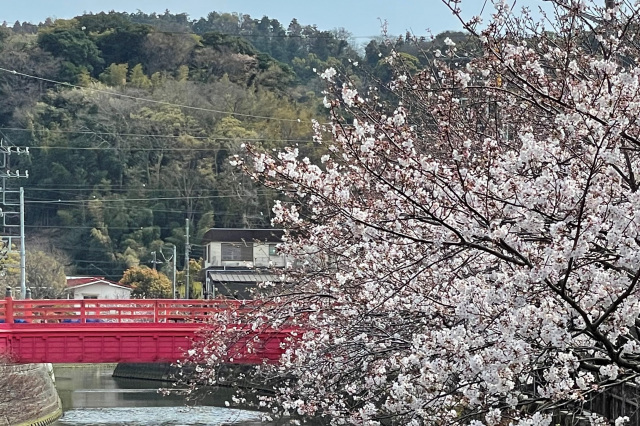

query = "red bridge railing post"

[{"left": 5, "top": 287, "right": 13, "bottom": 325}]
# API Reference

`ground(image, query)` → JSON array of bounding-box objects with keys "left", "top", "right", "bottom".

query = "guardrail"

[{"left": 0, "top": 297, "right": 258, "bottom": 324}]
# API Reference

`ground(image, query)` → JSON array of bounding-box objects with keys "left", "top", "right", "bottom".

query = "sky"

[{"left": 0, "top": 0, "right": 545, "bottom": 40}]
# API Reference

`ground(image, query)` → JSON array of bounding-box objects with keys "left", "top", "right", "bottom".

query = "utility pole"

[
  {"left": 185, "top": 218, "right": 190, "bottom": 299},
  {"left": 159, "top": 244, "right": 177, "bottom": 299},
  {"left": 172, "top": 244, "right": 177, "bottom": 299},
  {"left": 0, "top": 140, "right": 29, "bottom": 299},
  {"left": 150, "top": 251, "right": 160, "bottom": 270},
  {"left": 19, "top": 188, "right": 25, "bottom": 298}
]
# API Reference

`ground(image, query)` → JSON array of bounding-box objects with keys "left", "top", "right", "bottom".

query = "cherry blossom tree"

[{"left": 188, "top": 1, "right": 640, "bottom": 424}]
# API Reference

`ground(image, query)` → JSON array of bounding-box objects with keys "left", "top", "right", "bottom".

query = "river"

[{"left": 51, "top": 364, "right": 266, "bottom": 426}]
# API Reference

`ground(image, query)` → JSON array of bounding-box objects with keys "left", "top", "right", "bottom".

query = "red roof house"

[{"left": 66, "top": 276, "right": 132, "bottom": 299}]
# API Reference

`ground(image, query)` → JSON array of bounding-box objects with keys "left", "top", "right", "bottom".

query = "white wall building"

[
  {"left": 66, "top": 277, "right": 132, "bottom": 299},
  {"left": 202, "top": 228, "right": 290, "bottom": 269},
  {"left": 201, "top": 229, "right": 289, "bottom": 298}
]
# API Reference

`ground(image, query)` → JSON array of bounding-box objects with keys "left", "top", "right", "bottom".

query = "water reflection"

[
  {"left": 55, "top": 406, "right": 262, "bottom": 425},
  {"left": 52, "top": 364, "right": 264, "bottom": 425}
]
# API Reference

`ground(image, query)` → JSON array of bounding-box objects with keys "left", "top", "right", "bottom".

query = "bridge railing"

[
  {"left": 0, "top": 299, "right": 8, "bottom": 324},
  {"left": 0, "top": 297, "right": 260, "bottom": 325}
]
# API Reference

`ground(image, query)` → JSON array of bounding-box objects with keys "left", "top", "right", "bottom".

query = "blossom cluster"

[{"left": 189, "top": 1, "right": 640, "bottom": 424}]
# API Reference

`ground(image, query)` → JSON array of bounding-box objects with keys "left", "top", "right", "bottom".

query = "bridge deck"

[{"left": 0, "top": 297, "right": 288, "bottom": 364}]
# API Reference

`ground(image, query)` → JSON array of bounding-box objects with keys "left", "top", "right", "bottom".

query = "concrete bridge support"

[{"left": 0, "top": 362, "right": 62, "bottom": 426}]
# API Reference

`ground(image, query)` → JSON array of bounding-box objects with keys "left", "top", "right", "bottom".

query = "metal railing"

[{"left": 0, "top": 296, "right": 259, "bottom": 325}]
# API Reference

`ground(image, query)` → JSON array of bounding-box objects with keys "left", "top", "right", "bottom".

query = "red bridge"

[{"left": 0, "top": 296, "right": 290, "bottom": 364}]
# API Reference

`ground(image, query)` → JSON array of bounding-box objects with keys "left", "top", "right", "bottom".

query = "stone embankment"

[
  {"left": 113, "top": 362, "right": 180, "bottom": 381},
  {"left": 0, "top": 363, "right": 62, "bottom": 426},
  {"left": 113, "top": 362, "right": 275, "bottom": 393}
]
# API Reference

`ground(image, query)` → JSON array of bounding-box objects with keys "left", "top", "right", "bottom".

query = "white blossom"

[
  {"left": 186, "top": 2, "right": 640, "bottom": 424},
  {"left": 320, "top": 67, "right": 337, "bottom": 81}
]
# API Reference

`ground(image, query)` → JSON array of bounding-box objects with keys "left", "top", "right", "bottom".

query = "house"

[
  {"left": 202, "top": 228, "right": 290, "bottom": 269},
  {"left": 201, "top": 228, "right": 291, "bottom": 299},
  {"left": 66, "top": 276, "right": 132, "bottom": 299}
]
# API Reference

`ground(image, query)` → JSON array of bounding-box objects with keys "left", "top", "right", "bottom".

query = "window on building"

[
  {"left": 221, "top": 243, "right": 253, "bottom": 261},
  {"left": 268, "top": 244, "right": 278, "bottom": 256},
  {"left": 83, "top": 295, "right": 98, "bottom": 299}
]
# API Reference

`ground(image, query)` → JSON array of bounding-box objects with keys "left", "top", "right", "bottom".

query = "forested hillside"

[{"left": 0, "top": 10, "right": 461, "bottom": 286}]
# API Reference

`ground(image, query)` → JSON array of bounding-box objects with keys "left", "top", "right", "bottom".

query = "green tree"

[
  {"left": 120, "top": 265, "right": 171, "bottom": 298},
  {"left": 195, "top": 211, "right": 215, "bottom": 243},
  {"left": 142, "top": 32, "right": 197, "bottom": 74},
  {"left": 76, "top": 13, "right": 151, "bottom": 67},
  {"left": 0, "top": 249, "right": 67, "bottom": 299},
  {"left": 129, "top": 63, "right": 151, "bottom": 88},
  {"left": 176, "top": 64, "right": 189, "bottom": 82},
  {"left": 374, "top": 52, "right": 420, "bottom": 83},
  {"left": 0, "top": 27, "right": 12, "bottom": 49},
  {"left": 0, "top": 33, "right": 60, "bottom": 125},
  {"left": 176, "top": 258, "right": 202, "bottom": 298},
  {"left": 200, "top": 31, "right": 256, "bottom": 55},
  {"left": 24, "top": 250, "right": 67, "bottom": 299},
  {"left": 0, "top": 243, "right": 20, "bottom": 291},
  {"left": 37, "top": 20, "right": 104, "bottom": 79},
  {"left": 99, "top": 63, "right": 128, "bottom": 86},
  {"left": 285, "top": 18, "right": 304, "bottom": 61}
]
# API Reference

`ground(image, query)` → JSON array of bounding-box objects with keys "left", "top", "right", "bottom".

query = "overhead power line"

[
  {"left": 25, "top": 194, "right": 258, "bottom": 204},
  {"left": 0, "top": 67, "right": 314, "bottom": 124},
  {"left": 26, "top": 187, "right": 219, "bottom": 192},
  {"left": 0, "top": 127, "right": 315, "bottom": 144}
]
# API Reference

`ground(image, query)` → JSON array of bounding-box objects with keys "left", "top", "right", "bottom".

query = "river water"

[{"left": 51, "top": 364, "right": 266, "bottom": 426}]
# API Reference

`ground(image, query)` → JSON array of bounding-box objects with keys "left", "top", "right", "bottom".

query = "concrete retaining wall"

[
  {"left": 113, "top": 362, "right": 274, "bottom": 392},
  {"left": 112, "top": 362, "right": 180, "bottom": 382},
  {"left": 0, "top": 363, "right": 62, "bottom": 426}
]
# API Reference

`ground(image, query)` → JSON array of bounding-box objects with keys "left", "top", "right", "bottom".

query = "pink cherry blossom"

[{"left": 186, "top": 1, "right": 640, "bottom": 424}]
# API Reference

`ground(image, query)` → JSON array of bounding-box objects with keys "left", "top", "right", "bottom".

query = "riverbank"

[
  {"left": 51, "top": 364, "right": 267, "bottom": 425},
  {"left": 112, "top": 362, "right": 178, "bottom": 382},
  {"left": 0, "top": 363, "right": 62, "bottom": 426},
  {"left": 113, "top": 362, "right": 277, "bottom": 393}
]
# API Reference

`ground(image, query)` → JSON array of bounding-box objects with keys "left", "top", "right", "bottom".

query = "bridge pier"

[{"left": 0, "top": 362, "right": 62, "bottom": 426}]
